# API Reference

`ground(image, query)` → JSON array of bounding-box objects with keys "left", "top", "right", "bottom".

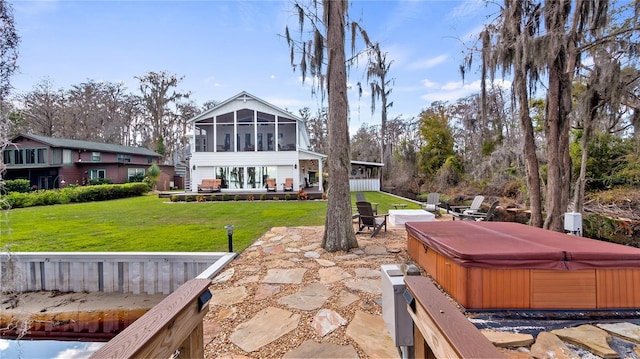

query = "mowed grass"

[{"left": 1, "top": 191, "right": 421, "bottom": 253}]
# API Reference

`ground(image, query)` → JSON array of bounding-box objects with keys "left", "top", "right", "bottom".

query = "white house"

[{"left": 188, "top": 91, "right": 325, "bottom": 192}]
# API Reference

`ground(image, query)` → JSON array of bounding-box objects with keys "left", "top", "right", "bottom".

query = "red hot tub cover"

[{"left": 405, "top": 221, "right": 640, "bottom": 270}]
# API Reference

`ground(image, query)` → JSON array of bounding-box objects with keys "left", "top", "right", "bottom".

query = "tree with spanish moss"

[
  {"left": 468, "top": 0, "right": 639, "bottom": 231},
  {"left": 286, "top": 1, "right": 372, "bottom": 251}
]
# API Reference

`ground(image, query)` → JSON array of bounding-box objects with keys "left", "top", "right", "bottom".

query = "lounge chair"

[
  {"left": 449, "top": 195, "right": 485, "bottom": 215},
  {"left": 423, "top": 192, "right": 441, "bottom": 215},
  {"left": 355, "top": 201, "right": 388, "bottom": 237},
  {"left": 454, "top": 200, "right": 499, "bottom": 221},
  {"left": 266, "top": 178, "right": 276, "bottom": 192},
  {"left": 284, "top": 178, "right": 294, "bottom": 192}
]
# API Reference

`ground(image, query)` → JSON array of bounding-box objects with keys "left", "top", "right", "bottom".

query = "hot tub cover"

[{"left": 406, "top": 221, "right": 640, "bottom": 270}]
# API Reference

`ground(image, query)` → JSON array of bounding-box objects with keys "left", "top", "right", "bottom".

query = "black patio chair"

[{"left": 355, "top": 201, "right": 388, "bottom": 237}]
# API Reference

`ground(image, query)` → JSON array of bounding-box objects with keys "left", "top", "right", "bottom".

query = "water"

[{"left": 0, "top": 339, "right": 105, "bottom": 359}]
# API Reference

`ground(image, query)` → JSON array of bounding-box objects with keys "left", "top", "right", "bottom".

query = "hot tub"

[{"left": 406, "top": 221, "right": 640, "bottom": 310}]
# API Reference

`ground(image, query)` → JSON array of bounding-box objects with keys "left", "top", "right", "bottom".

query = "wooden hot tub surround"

[{"left": 406, "top": 221, "right": 640, "bottom": 310}]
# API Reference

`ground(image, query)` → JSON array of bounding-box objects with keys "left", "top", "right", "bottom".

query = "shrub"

[
  {"left": 185, "top": 195, "right": 194, "bottom": 202},
  {"left": 4, "top": 183, "right": 149, "bottom": 209},
  {"left": 273, "top": 196, "right": 279, "bottom": 201},
  {"left": 234, "top": 194, "right": 241, "bottom": 201},
  {"left": 89, "top": 178, "right": 113, "bottom": 185},
  {"left": 260, "top": 193, "right": 267, "bottom": 201},
  {"left": 170, "top": 195, "right": 179, "bottom": 202},
  {"left": 129, "top": 172, "right": 145, "bottom": 183},
  {"left": 284, "top": 194, "right": 291, "bottom": 201},
  {"left": 246, "top": 194, "right": 254, "bottom": 201},
  {"left": 196, "top": 195, "right": 206, "bottom": 202},
  {"left": 3, "top": 179, "right": 31, "bottom": 193},
  {"left": 222, "top": 194, "right": 230, "bottom": 201}
]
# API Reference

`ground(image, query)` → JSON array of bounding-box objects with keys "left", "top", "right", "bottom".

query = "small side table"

[{"left": 391, "top": 203, "right": 408, "bottom": 209}]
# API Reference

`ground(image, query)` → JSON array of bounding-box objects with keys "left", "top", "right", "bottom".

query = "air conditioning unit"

[
  {"left": 564, "top": 212, "right": 582, "bottom": 236},
  {"left": 381, "top": 264, "right": 414, "bottom": 348}
]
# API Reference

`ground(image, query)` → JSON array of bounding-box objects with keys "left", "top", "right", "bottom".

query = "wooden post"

[
  {"left": 404, "top": 276, "right": 501, "bottom": 359},
  {"left": 90, "top": 278, "right": 212, "bottom": 359}
]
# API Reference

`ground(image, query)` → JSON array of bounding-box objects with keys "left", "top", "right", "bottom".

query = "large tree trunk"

[
  {"left": 321, "top": 0, "right": 358, "bottom": 252},
  {"left": 516, "top": 69, "right": 543, "bottom": 227},
  {"left": 543, "top": 0, "right": 572, "bottom": 232}
]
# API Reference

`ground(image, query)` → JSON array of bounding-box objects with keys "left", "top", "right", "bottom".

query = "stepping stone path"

[
  {"left": 205, "top": 225, "right": 408, "bottom": 358},
  {"left": 204, "top": 225, "right": 640, "bottom": 359}
]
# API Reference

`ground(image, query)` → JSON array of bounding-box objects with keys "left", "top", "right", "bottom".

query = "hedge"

[{"left": 1, "top": 183, "right": 150, "bottom": 209}]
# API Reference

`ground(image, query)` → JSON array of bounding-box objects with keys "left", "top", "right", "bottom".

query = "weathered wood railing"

[
  {"left": 90, "top": 277, "right": 212, "bottom": 359},
  {"left": 403, "top": 276, "right": 501, "bottom": 358}
]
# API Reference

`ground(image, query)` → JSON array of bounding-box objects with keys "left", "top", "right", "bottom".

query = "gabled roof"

[
  {"left": 187, "top": 91, "right": 302, "bottom": 123},
  {"left": 12, "top": 133, "right": 162, "bottom": 157}
]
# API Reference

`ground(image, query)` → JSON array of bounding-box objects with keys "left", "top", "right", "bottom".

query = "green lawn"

[{"left": 1, "top": 192, "right": 421, "bottom": 252}]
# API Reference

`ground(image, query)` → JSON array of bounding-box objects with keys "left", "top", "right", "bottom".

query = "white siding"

[{"left": 349, "top": 179, "right": 380, "bottom": 192}]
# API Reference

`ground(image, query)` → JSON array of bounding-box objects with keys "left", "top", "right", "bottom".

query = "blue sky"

[{"left": 10, "top": 0, "right": 496, "bottom": 133}]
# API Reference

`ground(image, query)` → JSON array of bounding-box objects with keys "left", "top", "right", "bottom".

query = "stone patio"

[{"left": 203, "top": 225, "right": 408, "bottom": 358}]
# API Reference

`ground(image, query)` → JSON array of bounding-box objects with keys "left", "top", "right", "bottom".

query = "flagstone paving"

[{"left": 204, "top": 225, "right": 410, "bottom": 358}]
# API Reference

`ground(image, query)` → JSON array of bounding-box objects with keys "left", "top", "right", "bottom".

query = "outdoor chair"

[
  {"left": 355, "top": 192, "right": 378, "bottom": 214},
  {"left": 449, "top": 195, "right": 485, "bottom": 215},
  {"left": 283, "top": 178, "right": 294, "bottom": 192},
  {"left": 355, "top": 201, "right": 388, "bottom": 237},
  {"left": 454, "top": 201, "right": 499, "bottom": 221},
  {"left": 423, "top": 192, "right": 441, "bottom": 215},
  {"left": 266, "top": 178, "right": 276, "bottom": 192},
  {"left": 198, "top": 178, "right": 221, "bottom": 193}
]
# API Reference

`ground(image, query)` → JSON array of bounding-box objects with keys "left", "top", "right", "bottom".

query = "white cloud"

[
  {"left": 447, "top": 0, "right": 485, "bottom": 20},
  {"left": 420, "top": 78, "right": 511, "bottom": 103},
  {"left": 442, "top": 81, "right": 463, "bottom": 91},
  {"left": 421, "top": 79, "right": 438, "bottom": 89},
  {"left": 0, "top": 339, "right": 9, "bottom": 351},
  {"left": 54, "top": 343, "right": 105, "bottom": 359},
  {"left": 408, "top": 54, "right": 449, "bottom": 70}
]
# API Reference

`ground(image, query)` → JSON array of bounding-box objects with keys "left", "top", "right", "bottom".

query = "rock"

[
  {"left": 303, "top": 251, "right": 320, "bottom": 259},
  {"left": 282, "top": 340, "right": 358, "bottom": 358},
  {"left": 481, "top": 329, "right": 534, "bottom": 348},
  {"left": 314, "top": 258, "right": 335, "bottom": 267},
  {"left": 596, "top": 322, "right": 640, "bottom": 344},
  {"left": 551, "top": 324, "right": 618, "bottom": 359},
  {"left": 344, "top": 278, "right": 381, "bottom": 295},
  {"left": 230, "top": 307, "right": 300, "bottom": 353},
  {"left": 354, "top": 268, "right": 380, "bottom": 278},
  {"left": 318, "top": 267, "right": 351, "bottom": 283},
  {"left": 277, "top": 283, "right": 332, "bottom": 310},
  {"left": 209, "top": 286, "right": 247, "bottom": 306},
  {"left": 311, "top": 308, "right": 347, "bottom": 336},
  {"left": 253, "top": 284, "right": 281, "bottom": 300},
  {"left": 531, "top": 332, "right": 580, "bottom": 359},
  {"left": 262, "top": 268, "right": 306, "bottom": 284},
  {"left": 345, "top": 311, "right": 400, "bottom": 358},
  {"left": 211, "top": 268, "right": 234, "bottom": 283}
]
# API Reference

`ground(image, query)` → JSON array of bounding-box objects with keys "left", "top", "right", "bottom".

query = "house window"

[
  {"left": 37, "top": 148, "right": 47, "bottom": 164},
  {"left": 63, "top": 149, "right": 73, "bottom": 164},
  {"left": 117, "top": 154, "right": 131, "bottom": 163},
  {"left": 147, "top": 156, "right": 153, "bottom": 164},
  {"left": 91, "top": 152, "right": 101, "bottom": 162},
  {"left": 13, "top": 149, "right": 23, "bottom": 164},
  {"left": 127, "top": 168, "right": 145, "bottom": 182},
  {"left": 2, "top": 150, "right": 11, "bottom": 165},
  {"left": 89, "top": 169, "right": 106, "bottom": 179},
  {"left": 51, "top": 149, "right": 62, "bottom": 164},
  {"left": 25, "top": 149, "right": 36, "bottom": 164}
]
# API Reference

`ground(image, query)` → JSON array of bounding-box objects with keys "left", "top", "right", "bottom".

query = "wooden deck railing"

[
  {"left": 403, "top": 276, "right": 501, "bottom": 358},
  {"left": 90, "top": 278, "right": 212, "bottom": 359}
]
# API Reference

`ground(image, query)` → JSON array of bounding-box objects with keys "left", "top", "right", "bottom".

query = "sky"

[{"left": 9, "top": 0, "right": 497, "bottom": 134}]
